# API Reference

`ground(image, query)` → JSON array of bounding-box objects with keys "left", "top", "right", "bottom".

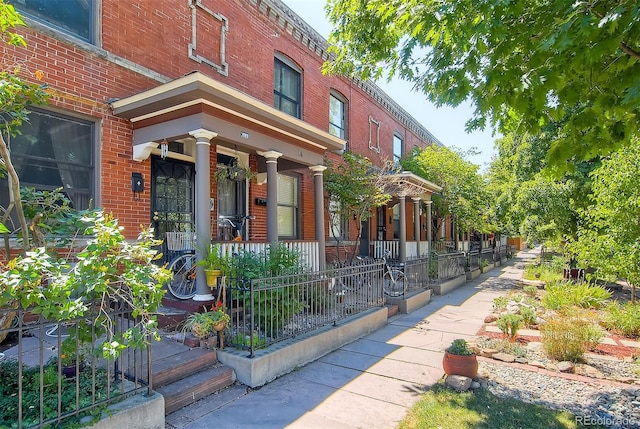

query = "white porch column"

[
  {"left": 259, "top": 150, "right": 282, "bottom": 245},
  {"left": 399, "top": 195, "right": 407, "bottom": 264},
  {"left": 189, "top": 128, "right": 218, "bottom": 302},
  {"left": 412, "top": 197, "right": 421, "bottom": 257},
  {"left": 309, "top": 165, "right": 327, "bottom": 271},
  {"left": 426, "top": 200, "right": 432, "bottom": 254}
]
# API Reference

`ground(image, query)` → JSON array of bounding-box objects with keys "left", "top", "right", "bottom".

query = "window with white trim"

[
  {"left": 277, "top": 174, "right": 299, "bottom": 239},
  {"left": 1, "top": 108, "right": 96, "bottom": 210},
  {"left": 274, "top": 56, "right": 302, "bottom": 119},
  {"left": 329, "top": 92, "right": 347, "bottom": 140},
  {"left": 9, "top": 0, "right": 95, "bottom": 43}
]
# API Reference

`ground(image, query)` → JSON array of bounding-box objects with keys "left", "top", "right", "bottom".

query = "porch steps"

[
  {"left": 152, "top": 346, "right": 236, "bottom": 414},
  {"left": 386, "top": 304, "right": 399, "bottom": 318}
]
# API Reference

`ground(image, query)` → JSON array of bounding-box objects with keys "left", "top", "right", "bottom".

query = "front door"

[
  {"left": 151, "top": 157, "right": 195, "bottom": 263},
  {"left": 216, "top": 153, "right": 247, "bottom": 240}
]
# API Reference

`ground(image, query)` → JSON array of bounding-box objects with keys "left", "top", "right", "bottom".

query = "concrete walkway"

[{"left": 166, "top": 248, "right": 539, "bottom": 429}]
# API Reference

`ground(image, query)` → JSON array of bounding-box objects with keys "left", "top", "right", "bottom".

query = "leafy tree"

[
  {"left": 323, "top": 0, "right": 640, "bottom": 170},
  {"left": 572, "top": 138, "right": 640, "bottom": 302},
  {"left": 401, "top": 145, "right": 489, "bottom": 244},
  {"left": 324, "top": 152, "right": 393, "bottom": 262},
  {"left": 0, "top": 0, "right": 48, "bottom": 251}
]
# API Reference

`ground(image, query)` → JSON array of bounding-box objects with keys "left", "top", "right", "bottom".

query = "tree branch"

[{"left": 620, "top": 42, "right": 640, "bottom": 59}]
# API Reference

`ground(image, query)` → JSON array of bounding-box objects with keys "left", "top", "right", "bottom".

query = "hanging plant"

[{"left": 215, "top": 159, "right": 254, "bottom": 182}]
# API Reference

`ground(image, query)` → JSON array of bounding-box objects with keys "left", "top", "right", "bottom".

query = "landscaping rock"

[
  {"left": 613, "top": 376, "right": 637, "bottom": 384},
  {"left": 526, "top": 342, "right": 544, "bottom": 352},
  {"left": 484, "top": 314, "right": 499, "bottom": 323},
  {"left": 575, "top": 364, "right": 605, "bottom": 378},
  {"left": 515, "top": 357, "right": 528, "bottom": 364},
  {"left": 480, "top": 348, "right": 499, "bottom": 358},
  {"left": 470, "top": 381, "right": 481, "bottom": 390},
  {"left": 492, "top": 352, "right": 516, "bottom": 363},
  {"left": 546, "top": 363, "right": 559, "bottom": 372},
  {"left": 529, "top": 360, "right": 546, "bottom": 369},
  {"left": 557, "top": 361, "right": 575, "bottom": 373},
  {"left": 445, "top": 375, "right": 472, "bottom": 392}
]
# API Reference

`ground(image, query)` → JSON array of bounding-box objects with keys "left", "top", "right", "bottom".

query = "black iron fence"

[
  {"left": 0, "top": 302, "right": 152, "bottom": 429},
  {"left": 226, "top": 260, "right": 385, "bottom": 356}
]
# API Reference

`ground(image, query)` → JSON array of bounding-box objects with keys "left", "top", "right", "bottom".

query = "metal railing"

[
  {"left": 0, "top": 301, "right": 152, "bottom": 429},
  {"left": 404, "top": 257, "right": 434, "bottom": 293},
  {"left": 467, "top": 250, "right": 480, "bottom": 271},
  {"left": 433, "top": 252, "right": 466, "bottom": 284},
  {"left": 226, "top": 260, "right": 384, "bottom": 357}
]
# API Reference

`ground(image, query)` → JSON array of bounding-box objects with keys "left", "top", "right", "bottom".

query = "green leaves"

[{"left": 324, "top": 0, "right": 640, "bottom": 173}]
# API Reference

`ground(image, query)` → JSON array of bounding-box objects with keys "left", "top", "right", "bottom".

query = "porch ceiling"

[
  {"left": 110, "top": 71, "right": 346, "bottom": 155},
  {"left": 383, "top": 171, "right": 442, "bottom": 198}
]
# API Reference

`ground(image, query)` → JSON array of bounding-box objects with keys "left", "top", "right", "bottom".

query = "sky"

[{"left": 283, "top": 0, "right": 499, "bottom": 171}]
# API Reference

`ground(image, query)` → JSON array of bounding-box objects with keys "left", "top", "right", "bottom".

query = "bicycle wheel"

[
  {"left": 167, "top": 253, "right": 197, "bottom": 299},
  {"left": 383, "top": 269, "right": 406, "bottom": 297}
]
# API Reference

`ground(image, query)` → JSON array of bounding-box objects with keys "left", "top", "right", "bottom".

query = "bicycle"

[
  {"left": 167, "top": 252, "right": 197, "bottom": 299},
  {"left": 218, "top": 215, "right": 255, "bottom": 241},
  {"left": 381, "top": 250, "right": 407, "bottom": 297}
]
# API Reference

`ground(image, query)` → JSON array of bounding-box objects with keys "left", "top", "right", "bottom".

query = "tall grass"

[
  {"left": 542, "top": 281, "right": 612, "bottom": 310},
  {"left": 601, "top": 301, "right": 640, "bottom": 338}
]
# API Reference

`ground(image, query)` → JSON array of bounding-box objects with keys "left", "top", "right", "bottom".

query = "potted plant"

[
  {"left": 197, "top": 244, "right": 230, "bottom": 288},
  {"left": 442, "top": 338, "right": 478, "bottom": 379},
  {"left": 183, "top": 303, "right": 231, "bottom": 340},
  {"left": 214, "top": 159, "right": 254, "bottom": 183}
]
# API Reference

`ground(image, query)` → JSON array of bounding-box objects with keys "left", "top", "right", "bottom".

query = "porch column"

[
  {"left": 309, "top": 165, "right": 327, "bottom": 271},
  {"left": 189, "top": 128, "right": 218, "bottom": 302},
  {"left": 426, "top": 200, "right": 432, "bottom": 254},
  {"left": 399, "top": 194, "right": 407, "bottom": 264},
  {"left": 412, "top": 197, "right": 421, "bottom": 258},
  {"left": 259, "top": 150, "right": 282, "bottom": 245}
]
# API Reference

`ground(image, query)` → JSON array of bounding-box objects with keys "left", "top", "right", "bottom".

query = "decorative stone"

[
  {"left": 445, "top": 375, "right": 472, "bottom": 392},
  {"left": 470, "top": 381, "right": 481, "bottom": 390},
  {"left": 546, "top": 363, "right": 559, "bottom": 372},
  {"left": 526, "top": 342, "right": 544, "bottom": 352},
  {"left": 557, "top": 361, "right": 575, "bottom": 373},
  {"left": 515, "top": 357, "right": 528, "bottom": 364},
  {"left": 613, "top": 376, "right": 637, "bottom": 384},
  {"left": 575, "top": 364, "right": 605, "bottom": 378},
  {"left": 480, "top": 348, "right": 499, "bottom": 358},
  {"left": 484, "top": 314, "right": 499, "bottom": 323},
  {"left": 529, "top": 360, "right": 546, "bottom": 369},
  {"left": 492, "top": 352, "right": 516, "bottom": 363}
]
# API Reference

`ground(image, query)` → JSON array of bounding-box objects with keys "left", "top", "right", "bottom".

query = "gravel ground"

[{"left": 480, "top": 361, "right": 640, "bottom": 428}]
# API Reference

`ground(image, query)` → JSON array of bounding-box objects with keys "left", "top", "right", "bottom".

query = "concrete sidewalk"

[{"left": 166, "top": 248, "right": 538, "bottom": 429}]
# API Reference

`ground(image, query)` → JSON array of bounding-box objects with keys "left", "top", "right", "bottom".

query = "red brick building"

[{"left": 2, "top": 0, "right": 444, "bottom": 299}]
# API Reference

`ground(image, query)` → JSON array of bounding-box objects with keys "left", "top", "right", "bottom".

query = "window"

[
  {"left": 329, "top": 92, "right": 347, "bottom": 140},
  {"left": 392, "top": 204, "right": 400, "bottom": 239},
  {"left": 277, "top": 174, "right": 299, "bottom": 239},
  {"left": 8, "top": 0, "right": 95, "bottom": 43},
  {"left": 274, "top": 57, "right": 302, "bottom": 119},
  {"left": 1, "top": 108, "right": 95, "bottom": 210},
  {"left": 393, "top": 133, "right": 404, "bottom": 164},
  {"left": 328, "top": 198, "right": 343, "bottom": 240}
]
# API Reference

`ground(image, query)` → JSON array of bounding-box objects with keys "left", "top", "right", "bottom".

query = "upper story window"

[
  {"left": 277, "top": 174, "right": 299, "bottom": 239},
  {"left": 274, "top": 56, "right": 302, "bottom": 119},
  {"left": 393, "top": 133, "right": 404, "bottom": 164},
  {"left": 1, "top": 108, "right": 96, "bottom": 211},
  {"left": 8, "top": 0, "right": 95, "bottom": 43},
  {"left": 329, "top": 92, "right": 347, "bottom": 140}
]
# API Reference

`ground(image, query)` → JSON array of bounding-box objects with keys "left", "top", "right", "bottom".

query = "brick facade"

[{"left": 2, "top": 0, "right": 443, "bottom": 246}]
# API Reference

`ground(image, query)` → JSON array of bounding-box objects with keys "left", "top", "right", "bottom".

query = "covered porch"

[{"left": 111, "top": 71, "right": 345, "bottom": 301}]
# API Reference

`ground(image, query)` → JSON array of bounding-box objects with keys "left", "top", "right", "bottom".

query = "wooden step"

[
  {"left": 156, "top": 364, "right": 236, "bottom": 414},
  {"left": 386, "top": 304, "right": 399, "bottom": 318},
  {"left": 152, "top": 347, "right": 218, "bottom": 388}
]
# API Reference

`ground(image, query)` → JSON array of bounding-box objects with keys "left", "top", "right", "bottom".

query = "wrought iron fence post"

[{"left": 249, "top": 279, "right": 255, "bottom": 358}]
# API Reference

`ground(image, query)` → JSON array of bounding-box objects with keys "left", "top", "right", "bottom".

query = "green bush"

[
  {"left": 519, "top": 306, "right": 537, "bottom": 326},
  {"left": 492, "top": 296, "right": 508, "bottom": 311},
  {"left": 496, "top": 314, "right": 523, "bottom": 341},
  {"left": 601, "top": 301, "right": 640, "bottom": 338},
  {"left": 541, "top": 313, "right": 605, "bottom": 361},
  {"left": 523, "top": 285, "right": 538, "bottom": 297},
  {"left": 541, "top": 281, "right": 612, "bottom": 310}
]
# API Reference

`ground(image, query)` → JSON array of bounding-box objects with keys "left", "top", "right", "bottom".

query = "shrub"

[
  {"left": 477, "top": 338, "right": 526, "bottom": 358},
  {"left": 541, "top": 281, "right": 612, "bottom": 310},
  {"left": 519, "top": 306, "right": 537, "bottom": 326},
  {"left": 492, "top": 296, "right": 508, "bottom": 311},
  {"left": 496, "top": 314, "right": 523, "bottom": 341},
  {"left": 523, "top": 285, "right": 538, "bottom": 297},
  {"left": 601, "top": 302, "right": 640, "bottom": 338},
  {"left": 541, "top": 313, "right": 605, "bottom": 361}
]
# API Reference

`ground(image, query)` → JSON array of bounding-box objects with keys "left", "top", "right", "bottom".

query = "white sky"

[{"left": 283, "top": 0, "right": 499, "bottom": 171}]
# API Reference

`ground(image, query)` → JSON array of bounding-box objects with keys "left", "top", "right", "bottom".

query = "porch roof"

[
  {"left": 110, "top": 71, "right": 345, "bottom": 160},
  {"left": 383, "top": 171, "right": 442, "bottom": 198}
]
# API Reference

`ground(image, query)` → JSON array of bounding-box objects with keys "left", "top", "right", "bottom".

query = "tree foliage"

[
  {"left": 324, "top": 152, "right": 393, "bottom": 261},
  {"left": 571, "top": 138, "right": 640, "bottom": 301},
  {"left": 401, "top": 144, "right": 489, "bottom": 237},
  {"left": 323, "top": 0, "right": 640, "bottom": 170}
]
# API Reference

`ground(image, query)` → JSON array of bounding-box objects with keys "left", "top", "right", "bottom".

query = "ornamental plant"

[{"left": 445, "top": 339, "right": 475, "bottom": 356}]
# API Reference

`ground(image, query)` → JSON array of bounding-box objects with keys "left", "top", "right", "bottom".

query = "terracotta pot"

[
  {"left": 213, "top": 321, "right": 227, "bottom": 332},
  {"left": 442, "top": 352, "right": 478, "bottom": 378}
]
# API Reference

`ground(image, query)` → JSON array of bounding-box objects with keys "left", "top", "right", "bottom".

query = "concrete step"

[
  {"left": 156, "top": 364, "right": 236, "bottom": 414},
  {"left": 153, "top": 347, "right": 218, "bottom": 388}
]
